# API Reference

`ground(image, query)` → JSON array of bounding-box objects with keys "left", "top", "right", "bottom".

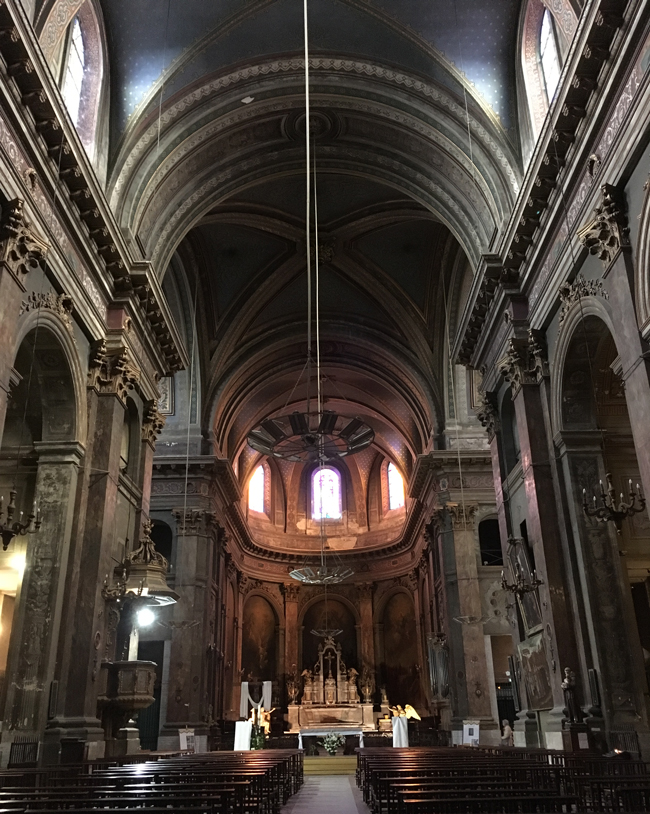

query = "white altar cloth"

[
  {"left": 391, "top": 716, "right": 409, "bottom": 747},
  {"left": 298, "top": 728, "right": 366, "bottom": 750},
  {"left": 234, "top": 720, "right": 252, "bottom": 750}
]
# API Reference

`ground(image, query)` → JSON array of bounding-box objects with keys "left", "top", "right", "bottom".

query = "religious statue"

[
  {"left": 380, "top": 686, "right": 389, "bottom": 705},
  {"left": 561, "top": 667, "right": 581, "bottom": 724},
  {"left": 347, "top": 667, "right": 360, "bottom": 703},
  {"left": 389, "top": 704, "right": 421, "bottom": 720},
  {"left": 360, "top": 668, "right": 374, "bottom": 703},
  {"left": 301, "top": 669, "right": 315, "bottom": 704},
  {"left": 258, "top": 705, "right": 275, "bottom": 736},
  {"left": 324, "top": 675, "right": 337, "bottom": 705},
  {"left": 286, "top": 668, "right": 299, "bottom": 705}
]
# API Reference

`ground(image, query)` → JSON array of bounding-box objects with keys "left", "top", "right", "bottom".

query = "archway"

[{"left": 0, "top": 324, "right": 82, "bottom": 734}]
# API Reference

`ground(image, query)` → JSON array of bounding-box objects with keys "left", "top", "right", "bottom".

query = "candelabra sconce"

[
  {"left": 501, "top": 561, "right": 543, "bottom": 597},
  {"left": 0, "top": 489, "right": 41, "bottom": 551},
  {"left": 582, "top": 474, "right": 646, "bottom": 535}
]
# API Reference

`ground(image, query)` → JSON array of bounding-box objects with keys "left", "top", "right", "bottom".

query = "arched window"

[
  {"left": 540, "top": 9, "right": 561, "bottom": 104},
  {"left": 61, "top": 17, "right": 85, "bottom": 127},
  {"left": 387, "top": 463, "right": 405, "bottom": 510},
  {"left": 248, "top": 465, "right": 265, "bottom": 513},
  {"left": 312, "top": 468, "right": 342, "bottom": 520}
]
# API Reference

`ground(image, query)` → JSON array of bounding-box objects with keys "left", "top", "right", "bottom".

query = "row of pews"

[
  {"left": 0, "top": 750, "right": 302, "bottom": 814},
  {"left": 357, "top": 746, "right": 650, "bottom": 813}
]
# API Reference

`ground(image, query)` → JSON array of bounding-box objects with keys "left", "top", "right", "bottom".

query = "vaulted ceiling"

[{"left": 93, "top": 0, "right": 525, "bottom": 528}]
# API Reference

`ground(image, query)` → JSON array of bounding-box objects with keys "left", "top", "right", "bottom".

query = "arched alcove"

[{"left": 301, "top": 598, "right": 358, "bottom": 677}]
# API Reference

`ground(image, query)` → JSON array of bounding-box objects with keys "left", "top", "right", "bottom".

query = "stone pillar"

[
  {"left": 158, "top": 510, "right": 214, "bottom": 750},
  {"left": 282, "top": 583, "right": 300, "bottom": 676},
  {"left": 357, "top": 582, "right": 375, "bottom": 679},
  {"left": 557, "top": 432, "right": 650, "bottom": 749},
  {"left": 499, "top": 331, "right": 580, "bottom": 748},
  {"left": 44, "top": 347, "right": 139, "bottom": 761},
  {"left": 2, "top": 441, "right": 83, "bottom": 753},
  {"left": 436, "top": 505, "right": 499, "bottom": 744}
]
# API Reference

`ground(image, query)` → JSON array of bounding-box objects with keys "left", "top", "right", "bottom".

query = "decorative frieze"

[
  {"left": 558, "top": 273, "right": 608, "bottom": 324},
  {"left": 0, "top": 198, "right": 48, "bottom": 285},
  {"left": 87, "top": 345, "right": 140, "bottom": 403},
  {"left": 577, "top": 183, "right": 629, "bottom": 268},
  {"left": 20, "top": 290, "right": 74, "bottom": 334},
  {"left": 172, "top": 508, "right": 217, "bottom": 536}
]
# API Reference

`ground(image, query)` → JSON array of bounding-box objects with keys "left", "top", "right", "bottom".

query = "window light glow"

[
  {"left": 540, "top": 10, "right": 561, "bottom": 104},
  {"left": 62, "top": 17, "right": 85, "bottom": 126},
  {"left": 312, "top": 468, "right": 342, "bottom": 520},
  {"left": 387, "top": 463, "right": 405, "bottom": 510},
  {"left": 249, "top": 465, "right": 265, "bottom": 513}
]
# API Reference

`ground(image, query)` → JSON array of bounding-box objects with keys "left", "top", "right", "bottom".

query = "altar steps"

[{"left": 304, "top": 755, "right": 357, "bottom": 775}]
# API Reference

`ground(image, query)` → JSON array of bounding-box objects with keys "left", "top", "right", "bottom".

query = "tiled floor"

[{"left": 283, "top": 775, "right": 370, "bottom": 814}]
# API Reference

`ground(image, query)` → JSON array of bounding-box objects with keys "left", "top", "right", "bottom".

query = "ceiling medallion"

[{"left": 247, "top": 410, "right": 374, "bottom": 463}]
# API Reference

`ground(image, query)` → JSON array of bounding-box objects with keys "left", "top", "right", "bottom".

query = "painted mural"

[
  {"left": 381, "top": 592, "right": 420, "bottom": 706},
  {"left": 241, "top": 595, "right": 278, "bottom": 682}
]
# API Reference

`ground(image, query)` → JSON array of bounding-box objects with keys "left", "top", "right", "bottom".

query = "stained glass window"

[
  {"left": 388, "top": 463, "right": 405, "bottom": 510},
  {"left": 62, "top": 17, "right": 86, "bottom": 127},
  {"left": 540, "top": 9, "right": 561, "bottom": 104},
  {"left": 249, "top": 465, "right": 265, "bottom": 513},
  {"left": 312, "top": 467, "right": 342, "bottom": 520}
]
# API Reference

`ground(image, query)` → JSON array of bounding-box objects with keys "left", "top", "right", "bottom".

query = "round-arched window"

[
  {"left": 387, "top": 462, "right": 405, "bottom": 510},
  {"left": 312, "top": 467, "right": 342, "bottom": 520},
  {"left": 248, "top": 464, "right": 265, "bottom": 513}
]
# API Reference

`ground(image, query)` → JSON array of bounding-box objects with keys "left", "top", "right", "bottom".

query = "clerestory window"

[
  {"left": 248, "top": 464, "right": 265, "bottom": 513},
  {"left": 61, "top": 17, "right": 85, "bottom": 127},
  {"left": 312, "top": 467, "right": 342, "bottom": 520},
  {"left": 387, "top": 462, "right": 405, "bottom": 510},
  {"left": 540, "top": 9, "right": 561, "bottom": 105}
]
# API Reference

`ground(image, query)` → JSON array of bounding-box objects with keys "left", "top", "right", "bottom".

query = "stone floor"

[{"left": 283, "top": 776, "right": 370, "bottom": 814}]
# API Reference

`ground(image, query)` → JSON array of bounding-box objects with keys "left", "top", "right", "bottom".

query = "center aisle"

[{"left": 282, "top": 775, "right": 370, "bottom": 814}]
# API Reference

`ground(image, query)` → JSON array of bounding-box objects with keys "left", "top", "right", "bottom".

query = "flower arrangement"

[{"left": 319, "top": 733, "right": 345, "bottom": 756}]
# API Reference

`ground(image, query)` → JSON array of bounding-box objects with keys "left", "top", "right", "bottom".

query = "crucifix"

[{"left": 324, "top": 649, "right": 335, "bottom": 678}]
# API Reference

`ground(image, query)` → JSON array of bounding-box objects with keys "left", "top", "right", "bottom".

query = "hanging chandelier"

[
  {"left": 0, "top": 489, "right": 40, "bottom": 551},
  {"left": 582, "top": 474, "right": 646, "bottom": 535},
  {"left": 289, "top": 564, "right": 354, "bottom": 585},
  {"left": 247, "top": 411, "right": 373, "bottom": 463}
]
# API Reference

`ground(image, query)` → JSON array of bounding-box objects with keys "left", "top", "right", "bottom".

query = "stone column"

[
  {"left": 436, "top": 504, "right": 498, "bottom": 744},
  {"left": 157, "top": 510, "right": 214, "bottom": 750},
  {"left": 499, "top": 331, "right": 581, "bottom": 748},
  {"left": 44, "top": 348, "right": 140, "bottom": 761},
  {"left": 283, "top": 583, "right": 300, "bottom": 679},
  {"left": 557, "top": 432, "right": 650, "bottom": 749},
  {"left": 357, "top": 583, "right": 375, "bottom": 676},
  {"left": 2, "top": 441, "right": 83, "bottom": 748}
]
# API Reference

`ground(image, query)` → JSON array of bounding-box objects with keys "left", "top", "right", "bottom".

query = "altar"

[{"left": 287, "top": 635, "right": 376, "bottom": 733}]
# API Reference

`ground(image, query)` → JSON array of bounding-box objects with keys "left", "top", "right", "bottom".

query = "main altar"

[{"left": 287, "top": 636, "right": 376, "bottom": 732}]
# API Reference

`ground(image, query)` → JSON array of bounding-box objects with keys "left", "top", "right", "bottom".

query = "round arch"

[
  {"left": 550, "top": 295, "right": 617, "bottom": 436},
  {"left": 12, "top": 310, "right": 87, "bottom": 448}
]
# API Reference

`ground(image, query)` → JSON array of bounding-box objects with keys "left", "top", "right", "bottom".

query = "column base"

[{"left": 41, "top": 717, "right": 106, "bottom": 765}]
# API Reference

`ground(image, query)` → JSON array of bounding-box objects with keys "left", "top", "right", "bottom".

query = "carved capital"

[
  {"left": 578, "top": 183, "right": 629, "bottom": 268},
  {"left": 20, "top": 290, "right": 75, "bottom": 335},
  {"left": 282, "top": 582, "right": 300, "bottom": 602},
  {"left": 498, "top": 331, "right": 548, "bottom": 393},
  {"left": 142, "top": 399, "right": 166, "bottom": 447},
  {"left": 476, "top": 390, "right": 500, "bottom": 442},
  {"left": 441, "top": 503, "right": 479, "bottom": 531},
  {"left": 172, "top": 508, "right": 216, "bottom": 536},
  {"left": 558, "top": 273, "right": 608, "bottom": 324},
  {"left": 0, "top": 198, "right": 48, "bottom": 285},
  {"left": 357, "top": 581, "right": 374, "bottom": 601},
  {"left": 88, "top": 347, "right": 140, "bottom": 403}
]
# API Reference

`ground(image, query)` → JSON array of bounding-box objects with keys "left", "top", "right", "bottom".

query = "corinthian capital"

[{"left": 0, "top": 198, "right": 48, "bottom": 285}]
